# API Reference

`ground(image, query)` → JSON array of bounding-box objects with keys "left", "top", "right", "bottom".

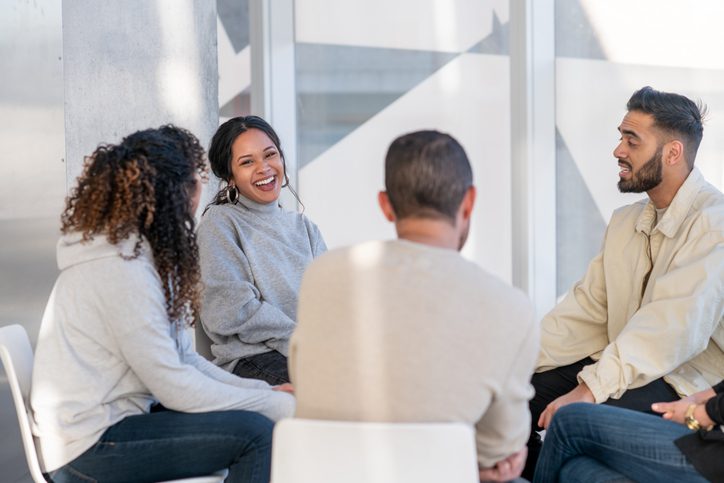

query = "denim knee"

[
  {"left": 228, "top": 410, "right": 275, "bottom": 444},
  {"left": 547, "top": 403, "right": 592, "bottom": 437}
]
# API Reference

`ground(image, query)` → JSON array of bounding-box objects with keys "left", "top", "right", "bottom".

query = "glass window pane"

[
  {"left": 555, "top": 0, "right": 724, "bottom": 295},
  {"left": 217, "top": 0, "right": 251, "bottom": 121},
  {"left": 295, "top": 0, "right": 514, "bottom": 282}
]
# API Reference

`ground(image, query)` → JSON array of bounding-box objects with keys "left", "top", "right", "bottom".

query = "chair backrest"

[
  {"left": 271, "top": 419, "right": 479, "bottom": 483},
  {"left": 194, "top": 322, "right": 215, "bottom": 361},
  {"left": 0, "top": 324, "right": 226, "bottom": 483},
  {"left": 0, "top": 324, "right": 46, "bottom": 482}
]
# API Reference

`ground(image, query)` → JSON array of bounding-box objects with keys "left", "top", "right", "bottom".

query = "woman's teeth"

[{"left": 255, "top": 176, "right": 275, "bottom": 186}]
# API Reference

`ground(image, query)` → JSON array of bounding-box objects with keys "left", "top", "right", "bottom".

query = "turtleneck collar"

[{"left": 234, "top": 192, "right": 282, "bottom": 215}]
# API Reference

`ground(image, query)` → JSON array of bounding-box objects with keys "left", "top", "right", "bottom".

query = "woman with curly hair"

[
  {"left": 31, "top": 125, "right": 294, "bottom": 483},
  {"left": 198, "top": 116, "right": 326, "bottom": 385}
]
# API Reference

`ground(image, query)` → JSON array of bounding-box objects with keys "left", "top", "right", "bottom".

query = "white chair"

[
  {"left": 271, "top": 418, "right": 479, "bottom": 483},
  {"left": 0, "top": 324, "right": 227, "bottom": 483}
]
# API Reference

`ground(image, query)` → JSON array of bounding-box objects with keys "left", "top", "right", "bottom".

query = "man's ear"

[
  {"left": 665, "top": 140, "right": 684, "bottom": 167},
  {"left": 378, "top": 191, "right": 396, "bottom": 222},
  {"left": 460, "top": 186, "right": 476, "bottom": 221}
]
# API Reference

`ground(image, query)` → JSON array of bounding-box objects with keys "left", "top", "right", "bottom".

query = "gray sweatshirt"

[
  {"left": 31, "top": 233, "right": 295, "bottom": 472},
  {"left": 198, "top": 195, "right": 326, "bottom": 369}
]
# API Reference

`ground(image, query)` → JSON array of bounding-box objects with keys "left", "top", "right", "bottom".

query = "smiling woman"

[
  {"left": 198, "top": 116, "right": 327, "bottom": 385},
  {"left": 229, "top": 128, "right": 286, "bottom": 204}
]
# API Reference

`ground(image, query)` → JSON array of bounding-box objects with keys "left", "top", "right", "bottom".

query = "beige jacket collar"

[{"left": 635, "top": 168, "right": 704, "bottom": 238}]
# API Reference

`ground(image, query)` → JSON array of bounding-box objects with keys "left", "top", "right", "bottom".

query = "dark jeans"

[
  {"left": 233, "top": 350, "right": 289, "bottom": 385},
  {"left": 533, "top": 403, "right": 708, "bottom": 483},
  {"left": 523, "top": 357, "right": 679, "bottom": 481},
  {"left": 48, "top": 408, "right": 274, "bottom": 483}
]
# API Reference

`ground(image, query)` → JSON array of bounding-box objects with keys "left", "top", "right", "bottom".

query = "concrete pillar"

[{"left": 62, "top": 0, "right": 219, "bottom": 205}]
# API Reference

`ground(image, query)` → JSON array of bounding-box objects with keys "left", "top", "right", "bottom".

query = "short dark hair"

[
  {"left": 384, "top": 130, "right": 473, "bottom": 222},
  {"left": 627, "top": 86, "right": 706, "bottom": 169}
]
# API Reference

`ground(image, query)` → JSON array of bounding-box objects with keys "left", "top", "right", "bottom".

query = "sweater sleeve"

[
  {"left": 305, "top": 217, "right": 327, "bottom": 258},
  {"left": 713, "top": 380, "right": 724, "bottom": 394},
  {"left": 705, "top": 393, "right": 724, "bottom": 426},
  {"left": 578, "top": 231, "right": 724, "bottom": 403},
  {"left": 104, "top": 262, "right": 295, "bottom": 421},
  {"left": 475, "top": 308, "right": 539, "bottom": 468},
  {"left": 706, "top": 380, "right": 724, "bottom": 425},
  {"left": 537, "top": 247, "right": 610, "bottom": 372},
  {"left": 198, "top": 210, "right": 296, "bottom": 354}
]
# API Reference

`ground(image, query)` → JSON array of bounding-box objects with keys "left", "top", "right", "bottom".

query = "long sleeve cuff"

[
  {"left": 712, "top": 380, "right": 724, "bottom": 395},
  {"left": 705, "top": 392, "right": 724, "bottom": 426},
  {"left": 577, "top": 366, "right": 611, "bottom": 404}
]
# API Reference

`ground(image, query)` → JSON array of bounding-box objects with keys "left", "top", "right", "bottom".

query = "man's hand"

[
  {"left": 272, "top": 383, "right": 295, "bottom": 394},
  {"left": 538, "top": 383, "right": 594, "bottom": 429},
  {"left": 478, "top": 447, "right": 527, "bottom": 482}
]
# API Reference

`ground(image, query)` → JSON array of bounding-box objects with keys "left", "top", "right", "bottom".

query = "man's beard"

[{"left": 618, "top": 147, "right": 663, "bottom": 193}]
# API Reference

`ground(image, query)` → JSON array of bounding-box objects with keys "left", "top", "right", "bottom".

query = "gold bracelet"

[
  {"left": 685, "top": 403, "right": 706, "bottom": 431},
  {"left": 684, "top": 404, "right": 714, "bottom": 431}
]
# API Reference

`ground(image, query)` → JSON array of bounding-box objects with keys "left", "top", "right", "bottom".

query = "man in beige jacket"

[
  {"left": 525, "top": 86, "right": 724, "bottom": 478},
  {"left": 291, "top": 130, "right": 540, "bottom": 482}
]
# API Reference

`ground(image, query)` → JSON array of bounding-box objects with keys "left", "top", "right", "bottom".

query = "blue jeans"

[
  {"left": 524, "top": 358, "right": 679, "bottom": 479},
  {"left": 533, "top": 403, "right": 709, "bottom": 483},
  {"left": 49, "top": 408, "right": 274, "bottom": 483}
]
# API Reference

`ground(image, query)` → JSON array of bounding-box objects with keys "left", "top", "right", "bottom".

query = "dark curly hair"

[{"left": 61, "top": 125, "right": 208, "bottom": 325}]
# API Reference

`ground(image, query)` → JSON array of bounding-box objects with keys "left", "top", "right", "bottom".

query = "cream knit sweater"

[{"left": 290, "top": 239, "right": 539, "bottom": 468}]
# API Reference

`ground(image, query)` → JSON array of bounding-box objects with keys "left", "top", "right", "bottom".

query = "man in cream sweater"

[
  {"left": 290, "top": 130, "right": 539, "bottom": 481},
  {"left": 525, "top": 86, "right": 724, "bottom": 478}
]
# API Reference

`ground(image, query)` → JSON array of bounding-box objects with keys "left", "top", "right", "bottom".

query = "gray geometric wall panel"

[
  {"left": 556, "top": 128, "right": 607, "bottom": 295},
  {"left": 220, "top": 88, "right": 250, "bottom": 118},
  {"left": 217, "top": 0, "right": 249, "bottom": 53},
  {"left": 555, "top": 0, "right": 607, "bottom": 59},
  {"left": 296, "top": 43, "right": 457, "bottom": 167},
  {"left": 467, "top": 12, "right": 509, "bottom": 56}
]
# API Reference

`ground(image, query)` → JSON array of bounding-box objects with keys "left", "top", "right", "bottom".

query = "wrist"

[
  {"left": 693, "top": 388, "right": 716, "bottom": 404},
  {"left": 694, "top": 404, "right": 715, "bottom": 429},
  {"left": 685, "top": 403, "right": 714, "bottom": 431},
  {"left": 576, "top": 382, "right": 595, "bottom": 402},
  {"left": 577, "top": 371, "right": 606, "bottom": 403}
]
